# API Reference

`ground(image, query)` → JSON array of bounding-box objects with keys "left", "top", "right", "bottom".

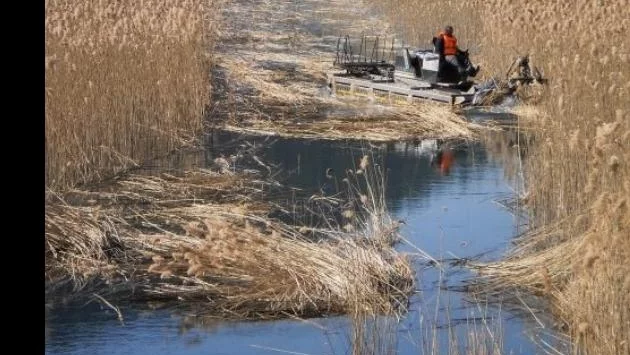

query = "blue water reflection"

[{"left": 46, "top": 132, "right": 549, "bottom": 355}]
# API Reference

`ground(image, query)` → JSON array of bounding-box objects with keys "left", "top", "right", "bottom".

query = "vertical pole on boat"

[
  {"left": 335, "top": 37, "right": 340, "bottom": 66},
  {"left": 371, "top": 36, "right": 379, "bottom": 63},
  {"left": 381, "top": 37, "right": 386, "bottom": 62}
]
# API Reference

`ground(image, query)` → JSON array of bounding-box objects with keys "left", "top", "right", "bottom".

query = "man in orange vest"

[{"left": 433, "top": 26, "right": 478, "bottom": 79}]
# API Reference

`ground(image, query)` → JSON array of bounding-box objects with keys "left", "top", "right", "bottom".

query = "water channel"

[{"left": 46, "top": 126, "right": 560, "bottom": 354}]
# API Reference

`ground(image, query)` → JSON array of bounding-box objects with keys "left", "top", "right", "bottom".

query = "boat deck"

[{"left": 328, "top": 71, "right": 475, "bottom": 105}]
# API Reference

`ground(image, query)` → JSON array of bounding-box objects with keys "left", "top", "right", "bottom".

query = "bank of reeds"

[
  {"left": 367, "top": 0, "right": 629, "bottom": 353},
  {"left": 45, "top": 0, "right": 219, "bottom": 190},
  {"left": 366, "top": 0, "right": 482, "bottom": 54},
  {"left": 477, "top": 2, "right": 629, "bottom": 354},
  {"left": 45, "top": 155, "right": 415, "bottom": 319}
]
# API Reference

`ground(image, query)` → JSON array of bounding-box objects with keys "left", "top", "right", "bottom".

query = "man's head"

[{"left": 444, "top": 25, "right": 454, "bottom": 35}]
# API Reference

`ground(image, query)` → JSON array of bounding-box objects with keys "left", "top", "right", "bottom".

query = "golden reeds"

[
  {"left": 45, "top": 0, "right": 219, "bottom": 190},
  {"left": 367, "top": 0, "right": 630, "bottom": 352}
]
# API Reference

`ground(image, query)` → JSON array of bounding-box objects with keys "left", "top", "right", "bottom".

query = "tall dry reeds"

[
  {"left": 366, "top": 0, "right": 482, "bottom": 54},
  {"left": 45, "top": 0, "right": 219, "bottom": 190},
  {"left": 476, "top": 2, "right": 629, "bottom": 354},
  {"left": 367, "top": 0, "right": 629, "bottom": 353}
]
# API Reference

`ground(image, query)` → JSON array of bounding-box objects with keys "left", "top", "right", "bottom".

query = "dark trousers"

[{"left": 444, "top": 55, "right": 466, "bottom": 75}]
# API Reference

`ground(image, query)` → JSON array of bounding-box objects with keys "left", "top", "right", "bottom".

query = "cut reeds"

[
  {"left": 46, "top": 155, "right": 416, "bottom": 320},
  {"left": 208, "top": 0, "right": 476, "bottom": 143}
]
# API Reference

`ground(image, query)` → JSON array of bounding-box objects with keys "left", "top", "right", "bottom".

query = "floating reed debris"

[{"left": 46, "top": 154, "right": 416, "bottom": 320}]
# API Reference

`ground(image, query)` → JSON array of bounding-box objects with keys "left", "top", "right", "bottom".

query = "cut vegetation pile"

[
  {"left": 222, "top": 99, "right": 476, "bottom": 142},
  {"left": 45, "top": 155, "right": 415, "bottom": 319},
  {"left": 367, "top": 0, "right": 629, "bottom": 353},
  {"left": 210, "top": 0, "right": 475, "bottom": 142}
]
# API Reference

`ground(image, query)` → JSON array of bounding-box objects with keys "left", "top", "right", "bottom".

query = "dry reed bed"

[
  {"left": 45, "top": 170, "right": 268, "bottom": 289},
  {"left": 367, "top": 0, "right": 629, "bottom": 353},
  {"left": 209, "top": 0, "right": 475, "bottom": 142},
  {"left": 46, "top": 158, "right": 415, "bottom": 319},
  {"left": 222, "top": 99, "right": 478, "bottom": 142},
  {"left": 45, "top": 0, "right": 219, "bottom": 190}
]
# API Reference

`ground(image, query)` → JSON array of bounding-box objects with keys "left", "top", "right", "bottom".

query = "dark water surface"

[{"left": 46, "top": 130, "right": 558, "bottom": 355}]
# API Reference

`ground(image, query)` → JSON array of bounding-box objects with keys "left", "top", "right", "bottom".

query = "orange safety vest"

[{"left": 437, "top": 31, "right": 458, "bottom": 56}]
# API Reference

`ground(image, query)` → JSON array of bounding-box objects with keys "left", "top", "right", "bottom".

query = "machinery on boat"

[{"left": 328, "top": 35, "right": 545, "bottom": 106}]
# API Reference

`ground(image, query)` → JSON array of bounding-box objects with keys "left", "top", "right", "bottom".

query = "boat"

[{"left": 328, "top": 36, "right": 545, "bottom": 106}]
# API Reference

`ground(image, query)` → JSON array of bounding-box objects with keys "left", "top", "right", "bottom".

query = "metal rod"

[
  {"left": 358, "top": 35, "right": 364, "bottom": 63},
  {"left": 334, "top": 37, "right": 340, "bottom": 66},
  {"left": 371, "top": 36, "right": 378, "bottom": 63},
  {"left": 381, "top": 37, "right": 386, "bottom": 62}
]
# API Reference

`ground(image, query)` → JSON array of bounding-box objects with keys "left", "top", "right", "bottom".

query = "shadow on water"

[{"left": 46, "top": 126, "right": 565, "bottom": 355}]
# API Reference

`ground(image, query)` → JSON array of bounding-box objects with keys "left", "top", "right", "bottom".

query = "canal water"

[{"left": 46, "top": 130, "right": 556, "bottom": 354}]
